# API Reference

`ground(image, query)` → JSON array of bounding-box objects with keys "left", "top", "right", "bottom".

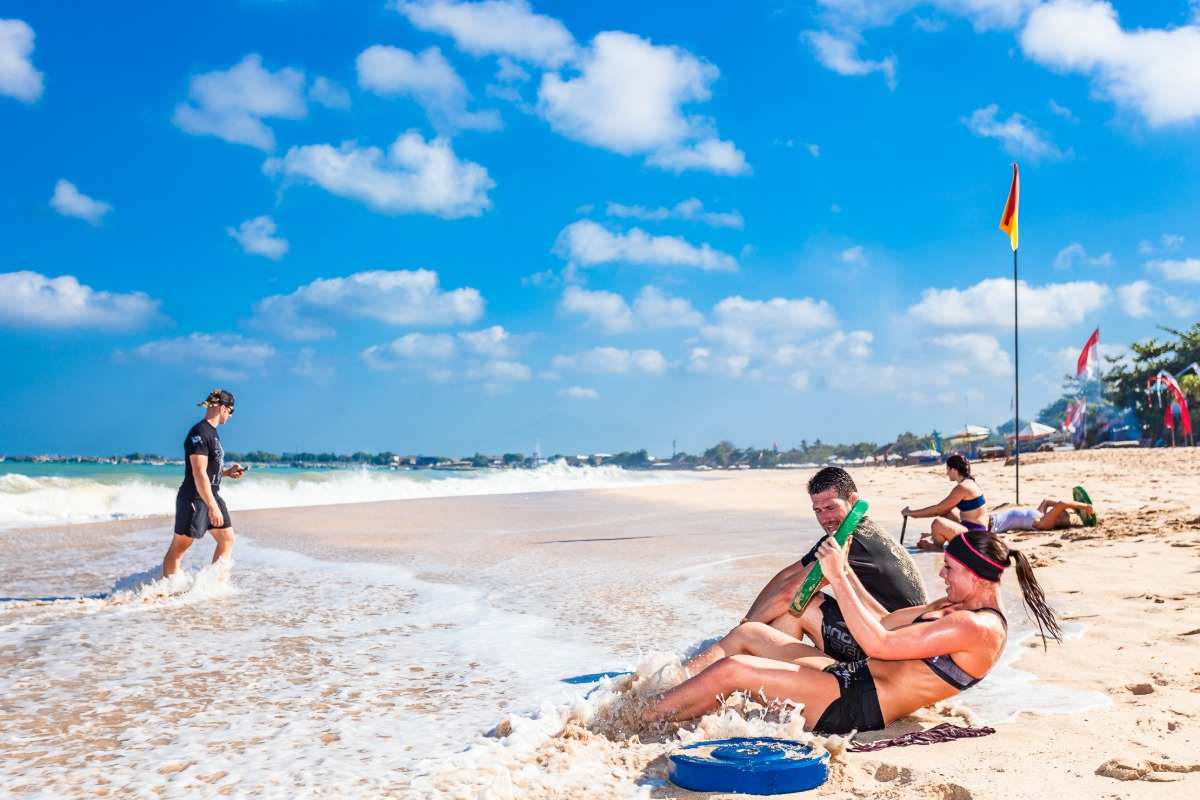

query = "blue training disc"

[
  {"left": 669, "top": 737, "right": 829, "bottom": 795},
  {"left": 560, "top": 671, "right": 633, "bottom": 685}
]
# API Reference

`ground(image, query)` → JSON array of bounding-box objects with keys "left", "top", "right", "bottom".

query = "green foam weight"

[{"left": 789, "top": 499, "right": 869, "bottom": 614}]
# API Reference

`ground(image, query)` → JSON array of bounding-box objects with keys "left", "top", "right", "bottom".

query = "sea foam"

[{"left": 0, "top": 461, "right": 685, "bottom": 529}]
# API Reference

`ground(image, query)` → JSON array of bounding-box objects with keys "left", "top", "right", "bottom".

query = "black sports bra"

[{"left": 910, "top": 607, "right": 1007, "bottom": 690}]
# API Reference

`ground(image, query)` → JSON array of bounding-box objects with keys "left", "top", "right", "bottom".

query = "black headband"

[{"left": 945, "top": 534, "right": 1005, "bottom": 582}]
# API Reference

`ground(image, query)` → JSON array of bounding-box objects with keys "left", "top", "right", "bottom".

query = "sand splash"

[{"left": 410, "top": 652, "right": 840, "bottom": 800}]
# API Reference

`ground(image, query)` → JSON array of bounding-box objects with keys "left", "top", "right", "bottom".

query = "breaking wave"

[{"left": 0, "top": 462, "right": 687, "bottom": 529}]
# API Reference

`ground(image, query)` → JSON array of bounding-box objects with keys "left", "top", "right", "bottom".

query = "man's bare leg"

[
  {"left": 163, "top": 534, "right": 194, "bottom": 577},
  {"left": 770, "top": 593, "right": 828, "bottom": 645},
  {"left": 684, "top": 620, "right": 827, "bottom": 675},
  {"left": 210, "top": 527, "right": 236, "bottom": 564}
]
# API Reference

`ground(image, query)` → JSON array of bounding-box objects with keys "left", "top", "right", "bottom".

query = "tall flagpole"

[
  {"left": 999, "top": 162, "right": 1021, "bottom": 504},
  {"left": 1013, "top": 247, "right": 1020, "bottom": 505}
]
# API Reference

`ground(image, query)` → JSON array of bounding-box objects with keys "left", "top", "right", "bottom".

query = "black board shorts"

[{"left": 174, "top": 491, "right": 232, "bottom": 538}]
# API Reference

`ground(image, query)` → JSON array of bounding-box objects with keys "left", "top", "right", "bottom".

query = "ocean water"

[{"left": 0, "top": 461, "right": 684, "bottom": 529}]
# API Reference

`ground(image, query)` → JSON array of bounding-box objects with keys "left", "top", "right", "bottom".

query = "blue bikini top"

[{"left": 956, "top": 494, "right": 986, "bottom": 512}]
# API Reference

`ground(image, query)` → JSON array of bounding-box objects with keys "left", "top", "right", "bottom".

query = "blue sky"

[{"left": 2, "top": 0, "right": 1199, "bottom": 456}]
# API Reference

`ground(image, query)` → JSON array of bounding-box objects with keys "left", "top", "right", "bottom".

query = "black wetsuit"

[
  {"left": 173, "top": 420, "right": 231, "bottom": 538},
  {"left": 800, "top": 516, "right": 926, "bottom": 661}
]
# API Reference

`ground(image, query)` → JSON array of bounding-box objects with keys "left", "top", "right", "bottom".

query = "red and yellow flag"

[{"left": 999, "top": 162, "right": 1019, "bottom": 251}]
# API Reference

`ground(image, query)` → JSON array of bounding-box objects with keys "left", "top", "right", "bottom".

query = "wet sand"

[{"left": 2, "top": 448, "right": 1199, "bottom": 798}]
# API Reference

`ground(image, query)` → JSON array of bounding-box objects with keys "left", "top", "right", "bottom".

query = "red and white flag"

[
  {"left": 1076, "top": 327, "right": 1100, "bottom": 377},
  {"left": 1064, "top": 398, "right": 1086, "bottom": 433}
]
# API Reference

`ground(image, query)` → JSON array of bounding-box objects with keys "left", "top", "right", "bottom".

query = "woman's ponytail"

[{"left": 1008, "top": 548, "right": 1062, "bottom": 647}]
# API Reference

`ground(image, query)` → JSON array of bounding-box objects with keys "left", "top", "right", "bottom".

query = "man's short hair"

[{"left": 807, "top": 466, "right": 857, "bottom": 499}]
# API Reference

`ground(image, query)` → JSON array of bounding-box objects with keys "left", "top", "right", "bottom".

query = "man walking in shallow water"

[{"left": 162, "top": 389, "right": 246, "bottom": 577}]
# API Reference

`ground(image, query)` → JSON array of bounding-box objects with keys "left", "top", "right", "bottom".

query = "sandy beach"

[{"left": 2, "top": 448, "right": 1199, "bottom": 799}]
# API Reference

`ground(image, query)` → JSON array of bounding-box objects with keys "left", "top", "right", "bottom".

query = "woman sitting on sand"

[
  {"left": 643, "top": 530, "right": 1060, "bottom": 734},
  {"left": 902, "top": 454, "right": 987, "bottom": 550}
]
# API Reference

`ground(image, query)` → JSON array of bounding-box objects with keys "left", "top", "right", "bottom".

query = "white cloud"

[
  {"left": 0, "top": 18, "right": 43, "bottom": 102},
  {"left": 1116, "top": 280, "right": 1157, "bottom": 318},
  {"left": 392, "top": 0, "right": 577, "bottom": 68},
  {"left": 928, "top": 333, "right": 1013, "bottom": 377},
  {"left": 495, "top": 57, "right": 530, "bottom": 82},
  {"left": 687, "top": 347, "right": 752, "bottom": 379},
  {"left": 553, "top": 220, "right": 737, "bottom": 271},
  {"left": 560, "top": 286, "right": 634, "bottom": 333},
  {"left": 1047, "top": 98, "right": 1078, "bottom": 122},
  {"left": 814, "top": 1, "right": 1036, "bottom": 32},
  {"left": 767, "top": 330, "right": 874, "bottom": 368},
  {"left": 227, "top": 215, "right": 289, "bottom": 260},
  {"left": 963, "top": 104, "right": 1067, "bottom": 160},
  {"left": 605, "top": 197, "right": 743, "bottom": 229},
  {"left": 633, "top": 286, "right": 704, "bottom": 329},
  {"left": 711, "top": 295, "right": 838, "bottom": 334},
  {"left": 803, "top": 30, "right": 897, "bottom": 89},
  {"left": 558, "top": 385, "right": 598, "bottom": 399},
  {"left": 173, "top": 54, "right": 307, "bottom": 150},
  {"left": 466, "top": 359, "right": 531, "bottom": 382},
  {"left": 839, "top": 245, "right": 867, "bottom": 265},
  {"left": 551, "top": 347, "right": 667, "bottom": 375},
  {"left": 363, "top": 326, "right": 526, "bottom": 383},
  {"left": 1020, "top": 0, "right": 1200, "bottom": 127},
  {"left": 252, "top": 269, "right": 484, "bottom": 341},
  {"left": 1148, "top": 258, "right": 1200, "bottom": 283},
  {"left": 645, "top": 139, "right": 750, "bottom": 175},
  {"left": 309, "top": 76, "right": 351, "bottom": 110},
  {"left": 1139, "top": 234, "right": 1186, "bottom": 256},
  {"left": 908, "top": 277, "right": 1110, "bottom": 329},
  {"left": 538, "top": 31, "right": 748, "bottom": 175},
  {"left": 458, "top": 325, "right": 513, "bottom": 357},
  {"left": 291, "top": 348, "right": 335, "bottom": 382},
  {"left": 362, "top": 332, "right": 458, "bottom": 370},
  {"left": 264, "top": 131, "right": 494, "bottom": 218},
  {"left": 356, "top": 45, "right": 499, "bottom": 132},
  {"left": 49, "top": 180, "right": 112, "bottom": 225},
  {"left": 697, "top": 297, "right": 842, "bottom": 381},
  {"left": 559, "top": 285, "right": 702, "bottom": 333},
  {"left": 1053, "top": 242, "right": 1112, "bottom": 269},
  {"left": 0, "top": 271, "right": 159, "bottom": 331},
  {"left": 133, "top": 333, "right": 275, "bottom": 381}
]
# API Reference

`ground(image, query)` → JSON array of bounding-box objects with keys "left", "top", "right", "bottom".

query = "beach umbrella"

[
  {"left": 1006, "top": 421, "right": 1056, "bottom": 441},
  {"left": 946, "top": 424, "right": 990, "bottom": 442},
  {"left": 906, "top": 449, "right": 943, "bottom": 459}
]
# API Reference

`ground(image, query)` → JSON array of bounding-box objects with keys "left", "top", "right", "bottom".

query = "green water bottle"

[{"left": 789, "top": 498, "right": 869, "bottom": 614}]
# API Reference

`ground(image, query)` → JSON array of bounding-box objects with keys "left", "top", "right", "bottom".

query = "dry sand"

[{"left": 3, "top": 448, "right": 1199, "bottom": 798}]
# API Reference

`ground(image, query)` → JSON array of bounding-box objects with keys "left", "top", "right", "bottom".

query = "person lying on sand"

[
  {"left": 902, "top": 454, "right": 987, "bottom": 551},
  {"left": 644, "top": 529, "right": 1061, "bottom": 734},
  {"left": 738, "top": 467, "right": 926, "bottom": 665},
  {"left": 989, "top": 498, "right": 1096, "bottom": 533}
]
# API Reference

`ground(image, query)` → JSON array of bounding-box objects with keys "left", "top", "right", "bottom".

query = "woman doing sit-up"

[
  {"left": 643, "top": 530, "right": 1061, "bottom": 734},
  {"left": 903, "top": 454, "right": 987, "bottom": 550}
]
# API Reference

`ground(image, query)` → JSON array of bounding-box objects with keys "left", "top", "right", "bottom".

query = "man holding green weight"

[{"left": 734, "top": 467, "right": 926, "bottom": 663}]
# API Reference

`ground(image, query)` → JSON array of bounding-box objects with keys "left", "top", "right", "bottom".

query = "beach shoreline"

[{"left": 2, "top": 448, "right": 1199, "bottom": 798}]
